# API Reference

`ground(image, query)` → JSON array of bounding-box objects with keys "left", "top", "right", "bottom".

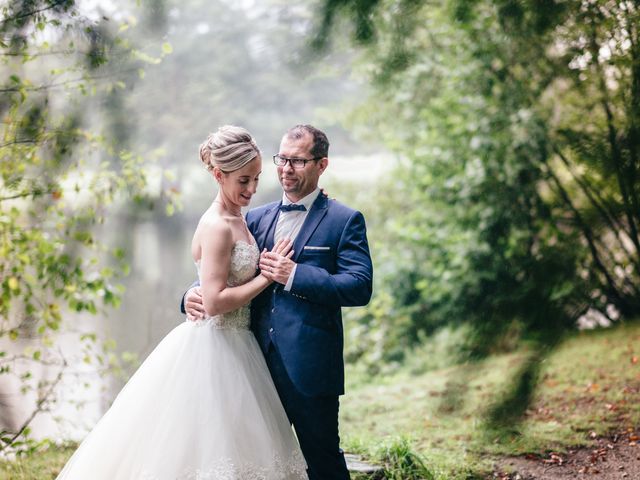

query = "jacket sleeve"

[
  {"left": 179, "top": 280, "right": 200, "bottom": 314},
  {"left": 290, "top": 211, "right": 373, "bottom": 307}
]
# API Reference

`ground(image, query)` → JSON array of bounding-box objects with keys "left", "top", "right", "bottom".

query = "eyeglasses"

[{"left": 272, "top": 154, "right": 322, "bottom": 169}]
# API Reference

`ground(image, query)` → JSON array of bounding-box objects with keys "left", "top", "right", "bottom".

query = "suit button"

[
  {"left": 269, "top": 327, "right": 274, "bottom": 333},
  {"left": 271, "top": 308, "right": 275, "bottom": 313}
]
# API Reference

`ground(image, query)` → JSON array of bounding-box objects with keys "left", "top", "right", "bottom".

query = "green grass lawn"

[
  {"left": 2, "top": 322, "right": 639, "bottom": 479},
  {"left": 0, "top": 444, "right": 75, "bottom": 480},
  {"left": 340, "top": 322, "right": 640, "bottom": 479}
]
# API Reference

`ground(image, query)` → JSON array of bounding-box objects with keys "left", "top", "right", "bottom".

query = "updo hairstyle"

[{"left": 199, "top": 125, "right": 260, "bottom": 173}]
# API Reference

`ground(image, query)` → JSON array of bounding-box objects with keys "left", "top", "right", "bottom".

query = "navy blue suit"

[{"left": 247, "top": 192, "right": 372, "bottom": 479}]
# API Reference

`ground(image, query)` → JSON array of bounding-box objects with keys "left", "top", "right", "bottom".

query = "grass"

[
  {"left": 0, "top": 444, "right": 75, "bottom": 480},
  {"left": 2, "top": 322, "right": 639, "bottom": 479},
  {"left": 340, "top": 321, "right": 640, "bottom": 479}
]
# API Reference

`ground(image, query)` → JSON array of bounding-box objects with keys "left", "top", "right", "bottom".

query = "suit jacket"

[{"left": 247, "top": 192, "right": 373, "bottom": 397}]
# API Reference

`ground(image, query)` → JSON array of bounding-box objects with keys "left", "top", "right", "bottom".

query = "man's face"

[{"left": 276, "top": 132, "right": 327, "bottom": 202}]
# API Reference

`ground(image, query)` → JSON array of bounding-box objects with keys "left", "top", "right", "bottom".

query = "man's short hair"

[{"left": 286, "top": 125, "right": 329, "bottom": 159}]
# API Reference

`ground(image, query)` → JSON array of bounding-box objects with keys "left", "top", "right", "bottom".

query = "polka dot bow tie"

[{"left": 279, "top": 204, "right": 307, "bottom": 212}]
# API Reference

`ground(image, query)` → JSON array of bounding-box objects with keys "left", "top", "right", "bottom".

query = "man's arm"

[{"left": 293, "top": 211, "right": 372, "bottom": 306}]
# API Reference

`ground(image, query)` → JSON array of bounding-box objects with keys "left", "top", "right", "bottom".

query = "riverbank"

[
  {"left": 1, "top": 322, "right": 639, "bottom": 479},
  {"left": 339, "top": 321, "right": 640, "bottom": 478}
]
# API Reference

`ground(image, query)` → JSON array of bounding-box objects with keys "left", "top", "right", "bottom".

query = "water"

[{"left": 0, "top": 205, "right": 203, "bottom": 443}]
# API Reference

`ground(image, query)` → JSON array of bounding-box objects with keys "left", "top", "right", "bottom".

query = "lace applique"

[
  {"left": 192, "top": 241, "right": 259, "bottom": 331},
  {"left": 139, "top": 450, "right": 308, "bottom": 479},
  {"left": 227, "top": 240, "right": 260, "bottom": 287},
  {"left": 189, "top": 306, "right": 251, "bottom": 331}
]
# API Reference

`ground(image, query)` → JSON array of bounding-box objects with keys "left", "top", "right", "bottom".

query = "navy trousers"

[{"left": 266, "top": 344, "right": 350, "bottom": 480}]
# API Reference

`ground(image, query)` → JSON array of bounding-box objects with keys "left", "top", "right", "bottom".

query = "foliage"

[
  {"left": 319, "top": 0, "right": 640, "bottom": 367},
  {"left": 376, "top": 437, "right": 435, "bottom": 480},
  {"left": 0, "top": 440, "right": 75, "bottom": 480},
  {"left": 0, "top": 0, "right": 176, "bottom": 453}
]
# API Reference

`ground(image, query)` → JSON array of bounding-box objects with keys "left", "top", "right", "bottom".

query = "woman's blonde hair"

[{"left": 199, "top": 125, "right": 260, "bottom": 173}]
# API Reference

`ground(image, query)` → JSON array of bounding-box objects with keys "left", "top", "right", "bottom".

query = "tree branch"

[
  {"left": 0, "top": 188, "right": 55, "bottom": 202},
  {"left": 0, "top": 67, "right": 139, "bottom": 94},
  {"left": 0, "top": 356, "right": 66, "bottom": 454},
  {"left": 0, "top": 0, "right": 72, "bottom": 27},
  {"left": 0, "top": 354, "right": 65, "bottom": 367},
  {"left": 588, "top": 17, "right": 640, "bottom": 258},
  {"left": 551, "top": 142, "right": 640, "bottom": 271},
  {"left": 544, "top": 164, "right": 632, "bottom": 312},
  {"left": 0, "top": 139, "right": 38, "bottom": 148}
]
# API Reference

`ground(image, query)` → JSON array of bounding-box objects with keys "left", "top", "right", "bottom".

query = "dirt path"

[{"left": 492, "top": 430, "right": 640, "bottom": 479}]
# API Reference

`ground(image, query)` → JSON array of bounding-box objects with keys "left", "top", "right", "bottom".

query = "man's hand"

[
  {"left": 260, "top": 238, "right": 294, "bottom": 285},
  {"left": 185, "top": 286, "right": 205, "bottom": 321}
]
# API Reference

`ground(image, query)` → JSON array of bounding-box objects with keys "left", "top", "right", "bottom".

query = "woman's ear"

[{"left": 213, "top": 166, "right": 224, "bottom": 184}]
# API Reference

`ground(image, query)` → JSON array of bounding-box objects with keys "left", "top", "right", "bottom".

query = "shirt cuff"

[{"left": 283, "top": 264, "right": 297, "bottom": 291}]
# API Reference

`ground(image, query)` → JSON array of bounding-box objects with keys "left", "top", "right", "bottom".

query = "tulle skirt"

[{"left": 56, "top": 319, "right": 308, "bottom": 480}]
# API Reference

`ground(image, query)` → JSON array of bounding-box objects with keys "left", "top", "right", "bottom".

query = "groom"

[{"left": 183, "top": 124, "right": 373, "bottom": 480}]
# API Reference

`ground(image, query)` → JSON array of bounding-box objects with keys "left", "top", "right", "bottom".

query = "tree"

[
  {"left": 315, "top": 0, "right": 640, "bottom": 424},
  {"left": 0, "top": 0, "right": 175, "bottom": 453}
]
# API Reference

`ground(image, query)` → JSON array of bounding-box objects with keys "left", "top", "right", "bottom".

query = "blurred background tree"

[
  {"left": 0, "top": 0, "right": 177, "bottom": 452},
  {"left": 317, "top": 0, "right": 640, "bottom": 423}
]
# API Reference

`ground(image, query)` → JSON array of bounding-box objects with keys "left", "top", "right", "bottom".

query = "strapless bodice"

[{"left": 193, "top": 240, "right": 259, "bottom": 330}]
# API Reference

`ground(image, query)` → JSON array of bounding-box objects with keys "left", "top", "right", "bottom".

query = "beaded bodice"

[{"left": 193, "top": 240, "right": 259, "bottom": 330}]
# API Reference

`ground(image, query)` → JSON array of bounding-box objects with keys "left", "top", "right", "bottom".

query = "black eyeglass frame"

[{"left": 272, "top": 154, "right": 323, "bottom": 169}]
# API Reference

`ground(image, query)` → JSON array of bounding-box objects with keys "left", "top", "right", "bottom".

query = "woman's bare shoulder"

[{"left": 195, "top": 211, "right": 233, "bottom": 245}]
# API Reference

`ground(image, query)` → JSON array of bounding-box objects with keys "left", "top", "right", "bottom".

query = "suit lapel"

[
  {"left": 292, "top": 193, "right": 329, "bottom": 262},
  {"left": 256, "top": 203, "right": 281, "bottom": 251}
]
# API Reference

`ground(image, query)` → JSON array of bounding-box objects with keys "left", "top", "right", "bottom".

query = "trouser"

[{"left": 266, "top": 344, "right": 350, "bottom": 480}]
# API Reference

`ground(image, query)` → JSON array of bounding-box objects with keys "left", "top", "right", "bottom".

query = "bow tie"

[{"left": 279, "top": 203, "right": 307, "bottom": 212}]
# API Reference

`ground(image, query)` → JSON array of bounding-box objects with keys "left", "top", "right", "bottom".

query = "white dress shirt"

[{"left": 275, "top": 187, "right": 321, "bottom": 291}]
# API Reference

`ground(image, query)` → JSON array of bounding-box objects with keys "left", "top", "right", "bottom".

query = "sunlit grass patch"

[
  {"left": 0, "top": 443, "right": 76, "bottom": 480},
  {"left": 341, "top": 321, "right": 640, "bottom": 477}
]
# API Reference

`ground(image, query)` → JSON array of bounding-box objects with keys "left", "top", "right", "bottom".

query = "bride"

[{"left": 56, "top": 126, "right": 308, "bottom": 480}]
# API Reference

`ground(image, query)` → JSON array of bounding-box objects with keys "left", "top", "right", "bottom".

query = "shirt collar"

[{"left": 282, "top": 187, "right": 320, "bottom": 210}]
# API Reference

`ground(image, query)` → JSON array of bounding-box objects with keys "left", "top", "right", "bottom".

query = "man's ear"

[{"left": 318, "top": 157, "right": 329, "bottom": 174}]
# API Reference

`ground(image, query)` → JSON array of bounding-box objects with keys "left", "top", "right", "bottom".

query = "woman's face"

[{"left": 218, "top": 156, "right": 262, "bottom": 207}]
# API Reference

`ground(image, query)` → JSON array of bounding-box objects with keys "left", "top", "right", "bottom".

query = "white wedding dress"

[{"left": 56, "top": 241, "right": 308, "bottom": 480}]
